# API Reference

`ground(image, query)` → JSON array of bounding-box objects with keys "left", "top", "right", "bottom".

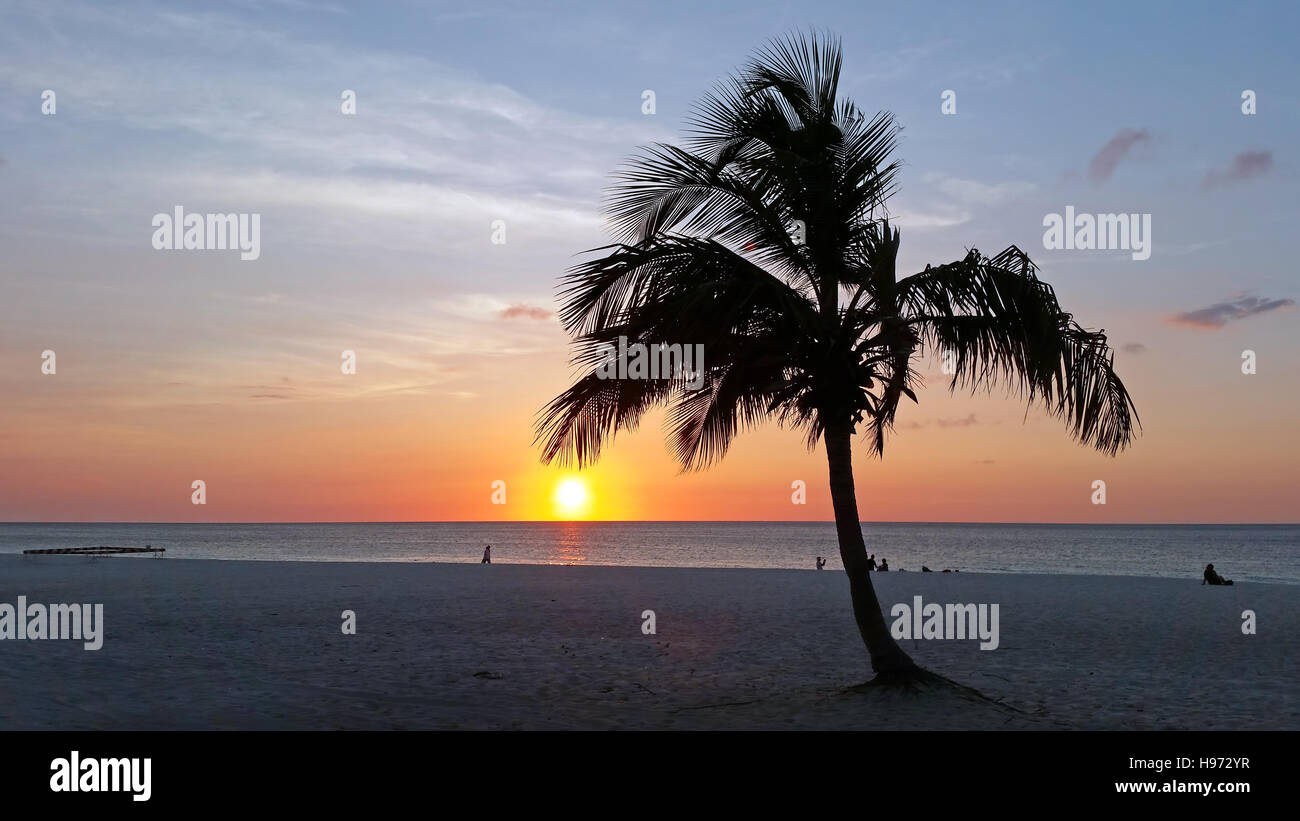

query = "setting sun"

[{"left": 554, "top": 479, "right": 590, "bottom": 518}]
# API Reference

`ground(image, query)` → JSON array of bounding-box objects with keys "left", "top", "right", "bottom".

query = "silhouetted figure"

[
  {"left": 816, "top": 556, "right": 826, "bottom": 570},
  {"left": 877, "top": 558, "right": 890, "bottom": 572},
  {"left": 481, "top": 544, "right": 492, "bottom": 564},
  {"left": 865, "top": 554, "right": 877, "bottom": 571},
  {"left": 1203, "top": 563, "right": 1232, "bottom": 586},
  {"left": 922, "top": 565, "right": 933, "bottom": 573}
]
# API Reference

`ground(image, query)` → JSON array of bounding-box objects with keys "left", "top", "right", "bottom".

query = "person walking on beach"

[
  {"left": 866, "top": 554, "right": 877, "bottom": 571},
  {"left": 816, "top": 556, "right": 826, "bottom": 570},
  {"left": 1203, "top": 563, "right": 1232, "bottom": 585},
  {"left": 481, "top": 544, "right": 492, "bottom": 564}
]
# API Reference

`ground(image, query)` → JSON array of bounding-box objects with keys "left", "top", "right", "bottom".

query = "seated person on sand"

[
  {"left": 1202, "top": 563, "right": 1233, "bottom": 586},
  {"left": 877, "top": 558, "right": 889, "bottom": 572}
]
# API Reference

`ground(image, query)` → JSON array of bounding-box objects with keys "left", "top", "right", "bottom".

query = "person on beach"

[
  {"left": 877, "top": 558, "right": 890, "bottom": 572},
  {"left": 481, "top": 545, "right": 492, "bottom": 564},
  {"left": 1203, "top": 563, "right": 1232, "bottom": 585},
  {"left": 866, "top": 554, "right": 877, "bottom": 571},
  {"left": 816, "top": 556, "right": 826, "bottom": 570}
]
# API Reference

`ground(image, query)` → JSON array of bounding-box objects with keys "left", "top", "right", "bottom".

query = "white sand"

[{"left": 0, "top": 554, "right": 1293, "bottom": 730}]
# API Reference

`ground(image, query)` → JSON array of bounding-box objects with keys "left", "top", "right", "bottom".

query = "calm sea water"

[{"left": 0, "top": 522, "right": 1296, "bottom": 584}]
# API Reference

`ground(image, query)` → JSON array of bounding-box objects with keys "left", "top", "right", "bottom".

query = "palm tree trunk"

[{"left": 824, "top": 419, "right": 919, "bottom": 680}]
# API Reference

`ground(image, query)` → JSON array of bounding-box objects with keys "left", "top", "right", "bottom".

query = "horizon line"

[{"left": 2, "top": 520, "right": 1296, "bottom": 527}]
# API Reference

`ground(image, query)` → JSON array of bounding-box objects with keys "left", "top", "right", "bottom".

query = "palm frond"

[{"left": 898, "top": 246, "right": 1140, "bottom": 454}]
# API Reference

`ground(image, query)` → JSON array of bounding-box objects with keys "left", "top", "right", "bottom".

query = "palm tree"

[{"left": 534, "top": 32, "right": 1138, "bottom": 683}]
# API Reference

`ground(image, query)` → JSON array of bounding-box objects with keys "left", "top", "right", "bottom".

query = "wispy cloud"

[
  {"left": 1121, "top": 342, "right": 1147, "bottom": 354},
  {"left": 1087, "top": 128, "right": 1150, "bottom": 183},
  {"left": 1202, "top": 150, "right": 1273, "bottom": 189},
  {"left": 500, "top": 304, "right": 553, "bottom": 320},
  {"left": 892, "top": 174, "right": 1034, "bottom": 233},
  {"left": 900, "top": 413, "right": 985, "bottom": 430},
  {"left": 1169, "top": 295, "right": 1295, "bottom": 328},
  {"left": 0, "top": 1, "right": 662, "bottom": 257},
  {"left": 888, "top": 206, "right": 971, "bottom": 230},
  {"left": 923, "top": 173, "right": 1036, "bottom": 205}
]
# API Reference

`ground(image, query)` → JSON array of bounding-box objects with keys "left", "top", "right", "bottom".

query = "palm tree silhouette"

[{"left": 535, "top": 32, "right": 1138, "bottom": 683}]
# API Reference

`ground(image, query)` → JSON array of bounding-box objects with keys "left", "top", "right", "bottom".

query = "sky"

[{"left": 1, "top": 0, "right": 1297, "bottom": 523}]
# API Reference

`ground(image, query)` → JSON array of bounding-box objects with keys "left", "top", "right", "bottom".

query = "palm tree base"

[
  {"left": 859, "top": 649, "right": 930, "bottom": 686},
  {"left": 863, "top": 665, "right": 931, "bottom": 687},
  {"left": 851, "top": 667, "right": 1012, "bottom": 714}
]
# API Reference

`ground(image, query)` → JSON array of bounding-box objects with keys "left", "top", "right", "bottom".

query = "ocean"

[{"left": 1, "top": 522, "right": 1297, "bottom": 584}]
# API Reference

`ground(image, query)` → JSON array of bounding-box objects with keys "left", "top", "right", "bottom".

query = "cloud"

[
  {"left": 923, "top": 173, "right": 1036, "bottom": 205},
  {"left": 1087, "top": 128, "right": 1150, "bottom": 183},
  {"left": 500, "top": 304, "right": 552, "bottom": 320},
  {"left": 893, "top": 175, "right": 1034, "bottom": 233},
  {"left": 888, "top": 206, "right": 971, "bottom": 230},
  {"left": 0, "top": 1, "right": 659, "bottom": 260},
  {"left": 1121, "top": 342, "right": 1147, "bottom": 354},
  {"left": 935, "top": 414, "right": 979, "bottom": 428},
  {"left": 900, "top": 413, "right": 986, "bottom": 430},
  {"left": 1202, "top": 150, "right": 1273, "bottom": 189},
  {"left": 1170, "top": 296, "right": 1295, "bottom": 328},
  {"left": 230, "top": 0, "right": 348, "bottom": 13}
]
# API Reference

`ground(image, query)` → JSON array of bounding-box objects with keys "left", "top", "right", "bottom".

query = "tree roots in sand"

[{"left": 849, "top": 666, "right": 1021, "bottom": 712}]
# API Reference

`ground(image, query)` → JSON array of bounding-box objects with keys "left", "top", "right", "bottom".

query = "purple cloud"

[
  {"left": 500, "top": 304, "right": 552, "bottom": 320},
  {"left": 935, "top": 414, "right": 979, "bottom": 428},
  {"left": 1088, "top": 128, "right": 1150, "bottom": 183},
  {"left": 1202, "top": 150, "right": 1273, "bottom": 189},
  {"left": 1170, "top": 295, "right": 1295, "bottom": 329},
  {"left": 1121, "top": 342, "right": 1147, "bottom": 354}
]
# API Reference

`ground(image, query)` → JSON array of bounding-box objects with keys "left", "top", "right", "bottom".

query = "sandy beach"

[{"left": 0, "top": 554, "right": 1293, "bottom": 730}]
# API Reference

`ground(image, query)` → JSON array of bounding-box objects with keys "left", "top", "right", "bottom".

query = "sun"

[{"left": 554, "top": 479, "right": 590, "bottom": 518}]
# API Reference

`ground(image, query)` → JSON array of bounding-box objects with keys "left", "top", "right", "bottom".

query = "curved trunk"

[{"left": 823, "top": 419, "right": 918, "bottom": 679}]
